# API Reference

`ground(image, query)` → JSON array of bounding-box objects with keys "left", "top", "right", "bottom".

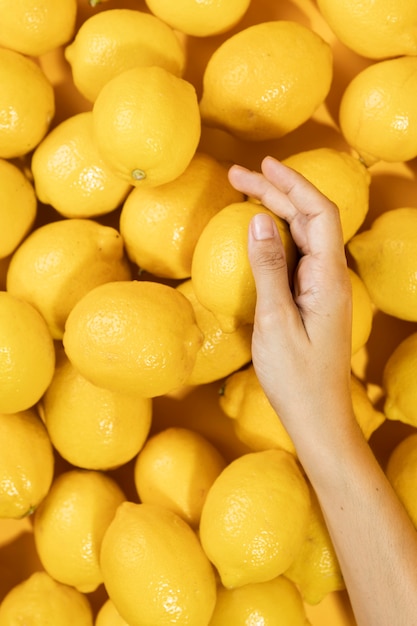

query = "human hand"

[{"left": 228, "top": 157, "right": 354, "bottom": 445}]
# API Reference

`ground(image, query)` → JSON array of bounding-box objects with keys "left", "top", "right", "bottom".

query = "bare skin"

[{"left": 228, "top": 156, "right": 417, "bottom": 626}]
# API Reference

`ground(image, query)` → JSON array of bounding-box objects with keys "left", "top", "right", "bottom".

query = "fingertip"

[{"left": 250, "top": 213, "right": 277, "bottom": 241}]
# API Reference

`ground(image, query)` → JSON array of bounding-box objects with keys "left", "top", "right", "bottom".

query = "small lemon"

[
  {"left": 219, "top": 364, "right": 296, "bottom": 456},
  {"left": 100, "top": 501, "right": 217, "bottom": 626},
  {"left": 6, "top": 218, "right": 132, "bottom": 339},
  {"left": 199, "top": 449, "right": 311, "bottom": 588},
  {"left": 209, "top": 576, "right": 310, "bottom": 626},
  {"left": 316, "top": 0, "right": 417, "bottom": 59},
  {"left": 282, "top": 148, "right": 371, "bottom": 243},
  {"left": 349, "top": 268, "right": 374, "bottom": 355},
  {"left": 134, "top": 427, "right": 227, "bottom": 528},
  {"left": 0, "top": 291, "right": 55, "bottom": 414},
  {"left": 339, "top": 56, "right": 417, "bottom": 165},
  {"left": 0, "top": 408, "right": 54, "bottom": 519},
  {"left": 119, "top": 152, "right": 244, "bottom": 279},
  {"left": 32, "top": 112, "right": 131, "bottom": 218},
  {"left": 351, "top": 374, "right": 385, "bottom": 441},
  {"left": 65, "top": 9, "right": 186, "bottom": 103},
  {"left": 96, "top": 599, "right": 130, "bottom": 626},
  {"left": 382, "top": 331, "right": 417, "bottom": 427},
  {"left": 0, "top": 47, "right": 55, "bottom": 158},
  {"left": 191, "top": 200, "right": 297, "bottom": 332},
  {"left": 33, "top": 469, "right": 126, "bottom": 593},
  {"left": 40, "top": 349, "right": 152, "bottom": 471},
  {"left": 386, "top": 433, "right": 417, "bottom": 529},
  {"left": 0, "top": 158, "right": 37, "bottom": 258},
  {"left": 176, "top": 279, "right": 253, "bottom": 385},
  {"left": 285, "top": 487, "right": 344, "bottom": 605},
  {"left": 93, "top": 65, "right": 201, "bottom": 187},
  {"left": 199, "top": 20, "right": 333, "bottom": 141},
  {"left": 0, "top": 571, "right": 93, "bottom": 626},
  {"left": 63, "top": 280, "right": 203, "bottom": 398},
  {"left": 348, "top": 208, "right": 417, "bottom": 321},
  {"left": 144, "top": 0, "right": 250, "bottom": 37},
  {"left": 0, "top": 0, "right": 77, "bottom": 57}
]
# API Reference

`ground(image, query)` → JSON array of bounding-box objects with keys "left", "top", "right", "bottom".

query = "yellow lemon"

[
  {"left": 100, "top": 501, "right": 217, "bottom": 626},
  {"left": 351, "top": 374, "right": 385, "bottom": 441},
  {"left": 386, "top": 433, "right": 417, "bottom": 529},
  {"left": 63, "top": 280, "right": 203, "bottom": 398},
  {"left": 40, "top": 348, "right": 152, "bottom": 471},
  {"left": 144, "top": 0, "right": 250, "bottom": 37},
  {"left": 349, "top": 268, "right": 374, "bottom": 355},
  {"left": 316, "top": 0, "right": 417, "bottom": 59},
  {"left": 96, "top": 599, "right": 130, "bottom": 626},
  {"left": 119, "top": 152, "right": 244, "bottom": 279},
  {"left": 191, "top": 200, "right": 297, "bottom": 332},
  {"left": 92, "top": 65, "right": 201, "bottom": 187},
  {"left": 339, "top": 56, "right": 417, "bottom": 166},
  {"left": 6, "top": 218, "right": 132, "bottom": 339},
  {"left": 0, "top": 408, "right": 54, "bottom": 519},
  {"left": 0, "top": 291, "right": 55, "bottom": 414},
  {"left": 382, "top": 331, "right": 417, "bottom": 427},
  {"left": 348, "top": 208, "right": 417, "bottom": 321},
  {"left": 0, "top": 47, "right": 54, "bottom": 159},
  {"left": 0, "top": 571, "right": 93, "bottom": 626},
  {"left": 199, "top": 449, "right": 311, "bottom": 588},
  {"left": 0, "top": 0, "right": 77, "bottom": 57},
  {"left": 282, "top": 148, "right": 371, "bottom": 243},
  {"left": 65, "top": 9, "right": 186, "bottom": 103},
  {"left": 208, "top": 576, "right": 309, "bottom": 626},
  {"left": 176, "top": 279, "right": 253, "bottom": 385},
  {"left": 219, "top": 364, "right": 296, "bottom": 456},
  {"left": 134, "top": 427, "right": 227, "bottom": 528},
  {"left": 33, "top": 469, "right": 126, "bottom": 593},
  {"left": 32, "top": 112, "right": 131, "bottom": 218},
  {"left": 285, "top": 487, "right": 344, "bottom": 605},
  {"left": 199, "top": 20, "right": 333, "bottom": 141},
  {"left": 0, "top": 158, "right": 37, "bottom": 258}
]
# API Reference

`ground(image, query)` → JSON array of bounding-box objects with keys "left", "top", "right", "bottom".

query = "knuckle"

[{"left": 252, "top": 243, "right": 288, "bottom": 273}]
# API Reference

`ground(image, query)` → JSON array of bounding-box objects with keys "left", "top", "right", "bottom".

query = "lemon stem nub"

[{"left": 131, "top": 169, "right": 146, "bottom": 182}]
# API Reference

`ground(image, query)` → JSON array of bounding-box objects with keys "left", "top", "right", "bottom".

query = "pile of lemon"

[{"left": 1, "top": 0, "right": 417, "bottom": 625}]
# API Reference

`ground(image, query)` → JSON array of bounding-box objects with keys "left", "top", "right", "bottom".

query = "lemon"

[
  {"left": 219, "top": 364, "right": 296, "bottom": 455},
  {"left": 0, "top": 291, "right": 55, "bottom": 414},
  {"left": 0, "top": 571, "right": 93, "bottom": 626},
  {"left": 208, "top": 576, "right": 310, "bottom": 626},
  {"left": 339, "top": 56, "right": 417, "bottom": 166},
  {"left": 119, "top": 152, "right": 244, "bottom": 279},
  {"left": 100, "top": 501, "right": 217, "bottom": 626},
  {"left": 134, "top": 427, "right": 226, "bottom": 528},
  {"left": 382, "top": 331, "right": 417, "bottom": 427},
  {"left": 92, "top": 65, "right": 201, "bottom": 187},
  {"left": 65, "top": 9, "right": 186, "bottom": 103},
  {"left": 6, "top": 218, "right": 132, "bottom": 339},
  {"left": 32, "top": 112, "right": 131, "bottom": 218},
  {"left": 191, "top": 200, "right": 297, "bottom": 332},
  {"left": 349, "top": 268, "right": 374, "bottom": 355},
  {"left": 0, "top": 47, "right": 54, "bottom": 159},
  {"left": 199, "top": 449, "right": 311, "bottom": 588},
  {"left": 176, "top": 279, "right": 253, "bottom": 385},
  {"left": 0, "top": 408, "right": 54, "bottom": 519},
  {"left": 0, "top": 158, "right": 37, "bottom": 258},
  {"left": 282, "top": 148, "right": 371, "bottom": 243},
  {"left": 316, "top": 0, "right": 417, "bottom": 59},
  {"left": 96, "top": 599, "right": 130, "bottom": 626},
  {"left": 351, "top": 374, "right": 385, "bottom": 441},
  {"left": 348, "top": 208, "right": 417, "bottom": 321},
  {"left": 144, "top": 0, "right": 250, "bottom": 37},
  {"left": 40, "top": 348, "right": 152, "bottom": 471},
  {"left": 386, "top": 433, "right": 417, "bottom": 529},
  {"left": 33, "top": 469, "right": 126, "bottom": 593},
  {"left": 0, "top": 0, "right": 77, "bottom": 57},
  {"left": 63, "top": 280, "right": 203, "bottom": 398},
  {"left": 285, "top": 487, "right": 344, "bottom": 605},
  {"left": 199, "top": 20, "right": 333, "bottom": 141}
]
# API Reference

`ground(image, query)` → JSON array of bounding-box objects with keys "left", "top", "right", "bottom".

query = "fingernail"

[{"left": 251, "top": 213, "right": 276, "bottom": 240}]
